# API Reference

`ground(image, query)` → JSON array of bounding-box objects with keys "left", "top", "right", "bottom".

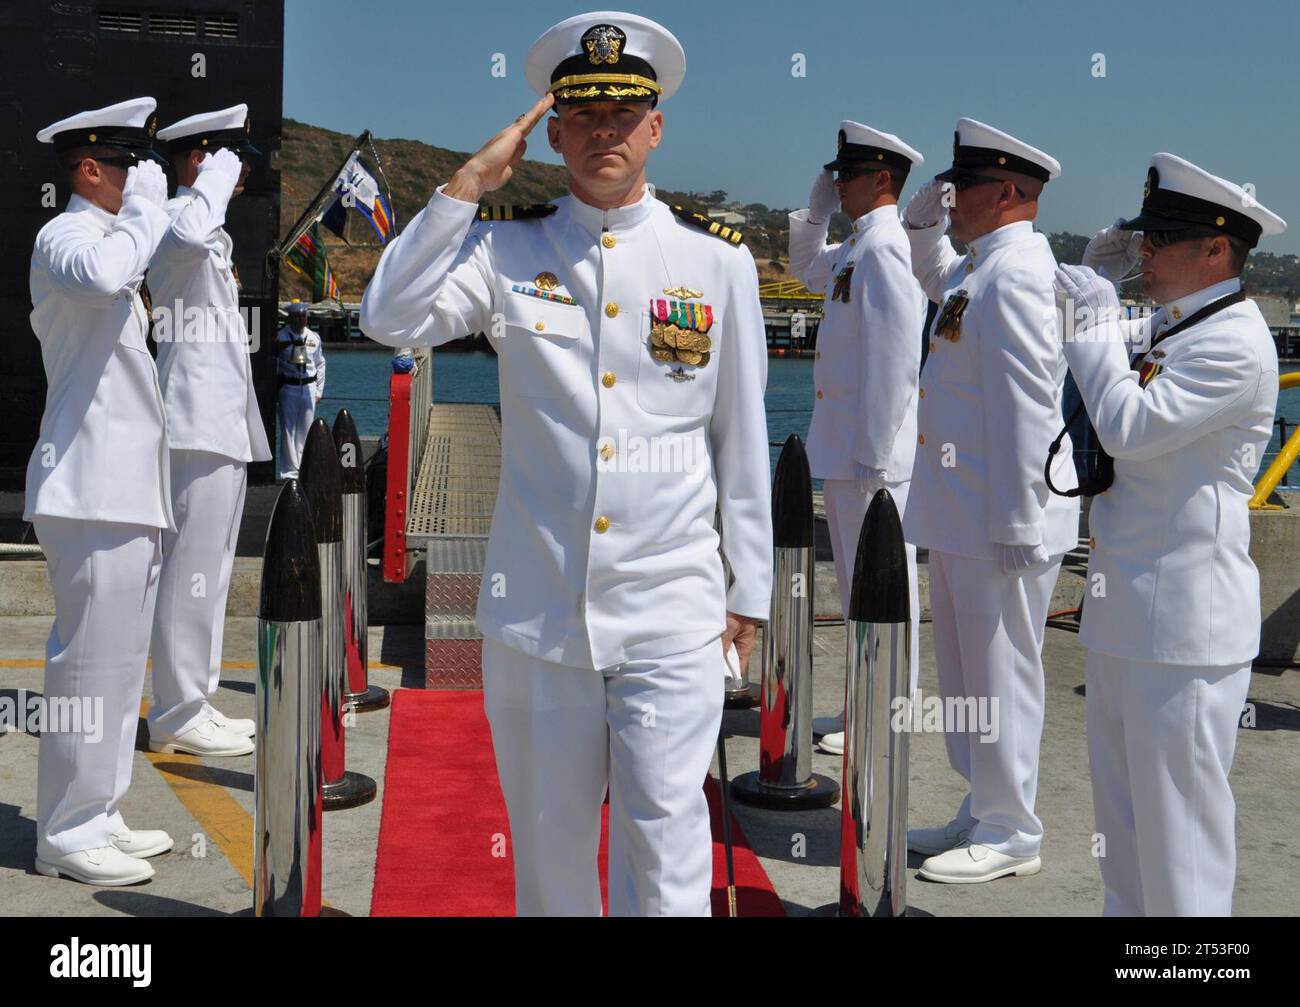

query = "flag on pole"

[
  {"left": 320, "top": 151, "right": 395, "bottom": 244},
  {"left": 284, "top": 223, "right": 340, "bottom": 303}
]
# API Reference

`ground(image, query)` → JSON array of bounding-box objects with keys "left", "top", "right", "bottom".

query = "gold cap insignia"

[{"left": 582, "top": 24, "right": 625, "bottom": 65}]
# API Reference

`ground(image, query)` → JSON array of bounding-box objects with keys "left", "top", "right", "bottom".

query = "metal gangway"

[{"left": 382, "top": 350, "right": 499, "bottom": 687}]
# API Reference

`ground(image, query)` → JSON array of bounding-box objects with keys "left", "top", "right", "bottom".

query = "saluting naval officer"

[
  {"left": 275, "top": 301, "right": 325, "bottom": 479},
  {"left": 27, "top": 98, "right": 176, "bottom": 885},
  {"left": 787, "top": 121, "right": 925, "bottom": 756},
  {"left": 361, "top": 11, "right": 772, "bottom": 915},
  {"left": 142, "top": 104, "right": 271, "bottom": 757},
  {"left": 1054, "top": 154, "right": 1285, "bottom": 916},
  {"left": 900, "top": 119, "right": 1080, "bottom": 883}
]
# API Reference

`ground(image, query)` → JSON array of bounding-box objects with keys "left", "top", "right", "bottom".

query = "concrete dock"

[{"left": 2, "top": 574, "right": 1296, "bottom": 916}]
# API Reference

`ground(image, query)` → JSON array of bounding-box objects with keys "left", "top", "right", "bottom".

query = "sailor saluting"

[
  {"left": 27, "top": 98, "right": 176, "bottom": 886},
  {"left": 361, "top": 11, "right": 772, "bottom": 915},
  {"left": 1055, "top": 153, "right": 1286, "bottom": 916}
]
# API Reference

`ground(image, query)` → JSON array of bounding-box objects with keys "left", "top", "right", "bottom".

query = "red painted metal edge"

[{"left": 384, "top": 370, "right": 412, "bottom": 584}]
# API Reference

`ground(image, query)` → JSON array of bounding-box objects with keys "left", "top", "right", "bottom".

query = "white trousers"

[
  {"left": 32, "top": 516, "right": 161, "bottom": 857},
  {"left": 277, "top": 385, "right": 316, "bottom": 480},
  {"left": 928, "top": 548, "right": 1061, "bottom": 857},
  {"left": 1086, "top": 651, "right": 1251, "bottom": 916},
  {"left": 148, "top": 450, "right": 248, "bottom": 741},
  {"left": 481, "top": 635, "right": 724, "bottom": 917},
  {"left": 823, "top": 478, "right": 920, "bottom": 696}
]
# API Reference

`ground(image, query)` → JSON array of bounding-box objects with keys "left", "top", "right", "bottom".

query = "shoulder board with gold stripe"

[
  {"left": 476, "top": 203, "right": 558, "bottom": 222},
  {"left": 670, "top": 205, "right": 745, "bottom": 245}
]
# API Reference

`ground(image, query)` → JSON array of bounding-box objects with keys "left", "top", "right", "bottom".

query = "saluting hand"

[
  {"left": 444, "top": 93, "right": 555, "bottom": 204},
  {"left": 199, "top": 148, "right": 244, "bottom": 191},
  {"left": 122, "top": 160, "right": 168, "bottom": 209}
]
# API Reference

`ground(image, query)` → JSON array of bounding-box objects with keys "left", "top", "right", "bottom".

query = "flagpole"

[{"left": 274, "top": 130, "right": 371, "bottom": 261}]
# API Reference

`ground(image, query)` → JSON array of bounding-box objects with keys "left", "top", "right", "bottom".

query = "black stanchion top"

[
  {"left": 260, "top": 479, "right": 322, "bottom": 622},
  {"left": 299, "top": 419, "right": 343, "bottom": 544},
  {"left": 848, "top": 488, "right": 910, "bottom": 624},
  {"left": 771, "top": 433, "right": 814, "bottom": 548},
  {"left": 332, "top": 408, "right": 366, "bottom": 494}
]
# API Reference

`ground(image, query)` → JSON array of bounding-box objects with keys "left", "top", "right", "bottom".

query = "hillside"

[{"left": 279, "top": 119, "right": 1300, "bottom": 304}]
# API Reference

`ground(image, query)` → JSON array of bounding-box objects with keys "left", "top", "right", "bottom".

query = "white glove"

[
  {"left": 902, "top": 178, "right": 949, "bottom": 230},
  {"left": 856, "top": 463, "right": 887, "bottom": 499},
  {"left": 807, "top": 169, "right": 838, "bottom": 225},
  {"left": 198, "top": 148, "right": 244, "bottom": 191},
  {"left": 1001, "top": 543, "right": 1050, "bottom": 577},
  {"left": 1054, "top": 263, "right": 1124, "bottom": 344},
  {"left": 122, "top": 160, "right": 168, "bottom": 209},
  {"left": 722, "top": 642, "right": 744, "bottom": 688},
  {"left": 1082, "top": 219, "right": 1144, "bottom": 282}
]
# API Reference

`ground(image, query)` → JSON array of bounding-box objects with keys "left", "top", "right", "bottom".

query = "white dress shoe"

[
  {"left": 110, "top": 827, "right": 174, "bottom": 859},
  {"left": 35, "top": 846, "right": 155, "bottom": 886},
  {"left": 917, "top": 842, "right": 1042, "bottom": 884},
  {"left": 816, "top": 731, "right": 844, "bottom": 756},
  {"left": 907, "top": 819, "right": 973, "bottom": 855},
  {"left": 812, "top": 711, "right": 845, "bottom": 736},
  {"left": 209, "top": 709, "right": 255, "bottom": 738},
  {"left": 149, "top": 718, "right": 254, "bottom": 757}
]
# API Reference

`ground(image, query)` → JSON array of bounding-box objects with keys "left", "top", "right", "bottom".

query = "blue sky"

[{"left": 285, "top": 0, "right": 1300, "bottom": 252}]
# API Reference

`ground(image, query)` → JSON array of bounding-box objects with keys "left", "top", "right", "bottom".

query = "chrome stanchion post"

[
  {"left": 301, "top": 420, "right": 377, "bottom": 811},
  {"left": 829, "top": 488, "right": 911, "bottom": 918},
  {"left": 332, "top": 409, "right": 389, "bottom": 712},
  {"left": 733, "top": 434, "right": 839, "bottom": 810},
  {"left": 254, "top": 479, "right": 323, "bottom": 916}
]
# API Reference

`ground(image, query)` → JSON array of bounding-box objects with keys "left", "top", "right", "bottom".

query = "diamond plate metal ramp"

[{"left": 412, "top": 403, "right": 500, "bottom": 689}]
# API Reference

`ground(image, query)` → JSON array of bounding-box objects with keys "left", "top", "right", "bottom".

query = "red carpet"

[{"left": 371, "top": 689, "right": 784, "bottom": 917}]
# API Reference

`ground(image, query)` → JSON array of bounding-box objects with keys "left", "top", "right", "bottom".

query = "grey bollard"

[
  {"left": 332, "top": 409, "right": 389, "bottom": 713},
  {"left": 732, "top": 434, "right": 839, "bottom": 811},
  {"left": 254, "top": 479, "right": 323, "bottom": 916},
  {"left": 301, "top": 419, "right": 376, "bottom": 812}
]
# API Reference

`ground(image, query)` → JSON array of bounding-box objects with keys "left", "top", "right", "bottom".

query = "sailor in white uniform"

[
  {"left": 276, "top": 301, "right": 325, "bottom": 479},
  {"left": 900, "top": 119, "right": 1080, "bottom": 883},
  {"left": 144, "top": 104, "right": 272, "bottom": 757},
  {"left": 361, "top": 11, "right": 772, "bottom": 915},
  {"left": 27, "top": 98, "right": 176, "bottom": 886},
  {"left": 787, "top": 121, "right": 925, "bottom": 756},
  {"left": 1055, "top": 153, "right": 1286, "bottom": 915}
]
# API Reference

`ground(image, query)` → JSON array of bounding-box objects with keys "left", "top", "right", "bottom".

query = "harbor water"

[{"left": 313, "top": 348, "right": 1300, "bottom": 487}]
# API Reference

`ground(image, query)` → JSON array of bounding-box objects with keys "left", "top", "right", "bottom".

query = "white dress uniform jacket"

[
  {"left": 906, "top": 220, "right": 1079, "bottom": 557},
  {"left": 25, "top": 193, "right": 174, "bottom": 529},
  {"left": 361, "top": 185, "right": 773, "bottom": 669},
  {"left": 276, "top": 324, "right": 325, "bottom": 401},
  {"left": 148, "top": 174, "right": 271, "bottom": 463},
  {"left": 1067, "top": 278, "right": 1277, "bottom": 665},
  {"left": 788, "top": 205, "right": 923, "bottom": 482}
]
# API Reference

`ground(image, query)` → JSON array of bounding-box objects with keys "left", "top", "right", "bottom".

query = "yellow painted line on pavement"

[{"left": 138, "top": 700, "right": 255, "bottom": 888}]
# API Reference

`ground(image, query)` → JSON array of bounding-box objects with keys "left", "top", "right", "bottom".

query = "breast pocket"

[
  {"left": 118, "top": 292, "right": 150, "bottom": 353},
  {"left": 500, "top": 292, "right": 587, "bottom": 400},
  {"left": 635, "top": 309, "right": 721, "bottom": 418}
]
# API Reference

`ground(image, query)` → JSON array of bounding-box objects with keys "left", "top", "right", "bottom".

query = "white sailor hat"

[
  {"left": 1118, "top": 152, "right": 1286, "bottom": 248},
  {"left": 525, "top": 11, "right": 685, "bottom": 106},
  {"left": 936, "top": 117, "right": 1061, "bottom": 184},
  {"left": 157, "top": 102, "right": 260, "bottom": 157},
  {"left": 36, "top": 96, "right": 165, "bottom": 164},
  {"left": 823, "top": 120, "right": 923, "bottom": 176}
]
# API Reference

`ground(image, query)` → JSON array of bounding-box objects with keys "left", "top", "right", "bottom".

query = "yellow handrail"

[{"left": 1249, "top": 371, "right": 1300, "bottom": 509}]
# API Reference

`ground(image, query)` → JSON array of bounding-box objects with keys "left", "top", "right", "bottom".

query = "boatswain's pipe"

[
  {"left": 733, "top": 434, "right": 838, "bottom": 811},
  {"left": 332, "top": 409, "right": 389, "bottom": 713},
  {"left": 839, "top": 488, "right": 911, "bottom": 917},
  {"left": 301, "top": 420, "right": 377, "bottom": 811},
  {"left": 255, "top": 479, "right": 323, "bottom": 916}
]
